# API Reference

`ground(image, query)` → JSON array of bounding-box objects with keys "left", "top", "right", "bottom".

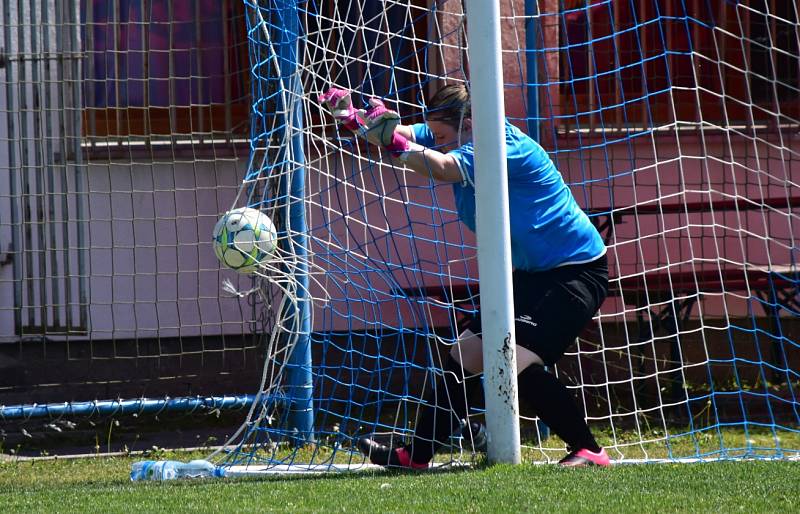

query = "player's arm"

[
  {"left": 386, "top": 138, "right": 463, "bottom": 183},
  {"left": 391, "top": 123, "right": 415, "bottom": 142},
  {"left": 332, "top": 93, "right": 461, "bottom": 183},
  {"left": 318, "top": 88, "right": 462, "bottom": 183}
]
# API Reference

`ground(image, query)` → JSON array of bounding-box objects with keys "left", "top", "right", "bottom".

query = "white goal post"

[{"left": 465, "top": 0, "right": 521, "bottom": 465}]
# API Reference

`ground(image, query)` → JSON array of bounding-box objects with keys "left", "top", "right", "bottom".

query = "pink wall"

[
  {"left": 556, "top": 132, "right": 800, "bottom": 320},
  {"left": 0, "top": 155, "right": 263, "bottom": 341},
  {"left": 4, "top": 132, "right": 794, "bottom": 339},
  {"left": 301, "top": 128, "right": 800, "bottom": 333},
  {"left": 3, "top": 1, "right": 797, "bottom": 342},
  {"left": 79, "top": 158, "right": 255, "bottom": 340},
  {"left": 559, "top": 134, "right": 800, "bottom": 268}
]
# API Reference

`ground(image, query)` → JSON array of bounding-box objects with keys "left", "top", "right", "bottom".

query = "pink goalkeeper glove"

[
  {"left": 318, "top": 87, "right": 366, "bottom": 133},
  {"left": 364, "top": 98, "right": 410, "bottom": 158},
  {"left": 363, "top": 98, "right": 401, "bottom": 146},
  {"left": 385, "top": 131, "right": 411, "bottom": 159},
  {"left": 319, "top": 90, "right": 410, "bottom": 158}
]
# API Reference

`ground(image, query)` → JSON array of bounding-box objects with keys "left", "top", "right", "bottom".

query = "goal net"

[
  {"left": 1, "top": 0, "right": 797, "bottom": 469},
  {"left": 213, "top": 0, "right": 800, "bottom": 472}
]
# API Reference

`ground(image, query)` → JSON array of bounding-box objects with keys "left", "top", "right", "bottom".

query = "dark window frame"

[
  {"left": 80, "top": 0, "right": 250, "bottom": 141},
  {"left": 554, "top": 0, "right": 800, "bottom": 133}
]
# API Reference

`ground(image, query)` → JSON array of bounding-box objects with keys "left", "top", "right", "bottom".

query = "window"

[
  {"left": 722, "top": 0, "right": 799, "bottom": 118},
  {"left": 81, "top": 0, "right": 250, "bottom": 139},
  {"left": 304, "top": 0, "right": 433, "bottom": 119},
  {"left": 557, "top": 0, "right": 799, "bottom": 131}
]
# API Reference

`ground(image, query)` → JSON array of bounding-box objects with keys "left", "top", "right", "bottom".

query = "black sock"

[
  {"left": 517, "top": 364, "right": 601, "bottom": 452},
  {"left": 409, "top": 354, "right": 483, "bottom": 462}
]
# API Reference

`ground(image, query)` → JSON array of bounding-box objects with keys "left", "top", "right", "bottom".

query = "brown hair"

[{"left": 425, "top": 84, "right": 471, "bottom": 128}]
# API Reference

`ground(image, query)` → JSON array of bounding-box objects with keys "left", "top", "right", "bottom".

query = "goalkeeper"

[{"left": 319, "top": 83, "right": 610, "bottom": 468}]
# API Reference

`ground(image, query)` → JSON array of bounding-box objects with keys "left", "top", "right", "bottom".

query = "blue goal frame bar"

[{"left": 275, "top": 0, "right": 314, "bottom": 443}]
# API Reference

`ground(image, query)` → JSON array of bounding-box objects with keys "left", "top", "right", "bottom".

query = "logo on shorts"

[{"left": 516, "top": 314, "right": 537, "bottom": 327}]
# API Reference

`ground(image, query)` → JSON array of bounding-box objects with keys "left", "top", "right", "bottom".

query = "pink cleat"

[
  {"left": 558, "top": 447, "right": 612, "bottom": 467},
  {"left": 357, "top": 437, "right": 430, "bottom": 470}
]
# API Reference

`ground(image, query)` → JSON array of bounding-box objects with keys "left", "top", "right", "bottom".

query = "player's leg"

[
  {"left": 517, "top": 364, "right": 609, "bottom": 466},
  {"left": 359, "top": 256, "right": 609, "bottom": 468},
  {"left": 359, "top": 319, "right": 500, "bottom": 468},
  {"left": 454, "top": 331, "right": 606, "bottom": 458},
  {"left": 398, "top": 319, "right": 545, "bottom": 464},
  {"left": 357, "top": 341, "right": 483, "bottom": 468},
  {"left": 451, "top": 329, "right": 544, "bottom": 374},
  {"left": 405, "top": 349, "right": 484, "bottom": 464},
  {"left": 511, "top": 256, "right": 610, "bottom": 467}
]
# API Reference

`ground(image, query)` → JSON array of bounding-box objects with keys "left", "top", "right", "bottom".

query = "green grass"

[{"left": 1, "top": 451, "right": 798, "bottom": 513}]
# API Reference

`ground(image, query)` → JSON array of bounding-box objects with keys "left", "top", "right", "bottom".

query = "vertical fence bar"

[
  {"left": 464, "top": 0, "right": 521, "bottom": 465},
  {"left": 4, "top": 1, "right": 24, "bottom": 333},
  {"left": 167, "top": 1, "right": 176, "bottom": 139},
  {"left": 55, "top": 0, "right": 74, "bottom": 330},
  {"left": 17, "top": 0, "right": 37, "bottom": 331},
  {"left": 42, "top": 0, "right": 62, "bottom": 330},
  {"left": 141, "top": 0, "right": 151, "bottom": 138},
  {"left": 84, "top": 0, "right": 95, "bottom": 139},
  {"left": 70, "top": 0, "right": 88, "bottom": 331},
  {"left": 193, "top": 1, "right": 205, "bottom": 136},
  {"left": 223, "top": 0, "right": 232, "bottom": 135},
  {"left": 29, "top": 0, "right": 49, "bottom": 333},
  {"left": 111, "top": 0, "right": 121, "bottom": 137}
]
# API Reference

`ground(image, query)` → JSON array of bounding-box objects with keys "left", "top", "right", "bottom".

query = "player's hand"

[
  {"left": 318, "top": 87, "right": 366, "bottom": 133},
  {"left": 364, "top": 98, "right": 410, "bottom": 159},
  {"left": 362, "top": 98, "right": 401, "bottom": 146},
  {"left": 385, "top": 131, "right": 411, "bottom": 158}
]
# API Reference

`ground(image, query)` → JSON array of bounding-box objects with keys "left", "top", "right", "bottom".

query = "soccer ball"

[{"left": 212, "top": 207, "right": 278, "bottom": 273}]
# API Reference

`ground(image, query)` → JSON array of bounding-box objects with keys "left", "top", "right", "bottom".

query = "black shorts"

[{"left": 464, "top": 254, "right": 609, "bottom": 366}]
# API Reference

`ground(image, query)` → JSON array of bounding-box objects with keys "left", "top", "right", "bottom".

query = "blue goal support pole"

[
  {"left": 0, "top": 396, "right": 260, "bottom": 421},
  {"left": 525, "top": 0, "right": 541, "bottom": 143},
  {"left": 275, "top": 0, "right": 314, "bottom": 443}
]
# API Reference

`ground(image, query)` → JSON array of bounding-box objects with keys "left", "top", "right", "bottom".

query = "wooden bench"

[
  {"left": 399, "top": 265, "right": 799, "bottom": 316},
  {"left": 400, "top": 192, "right": 800, "bottom": 314},
  {"left": 587, "top": 195, "right": 800, "bottom": 245},
  {"left": 398, "top": 196, "right": 800, "bottom": 391}
]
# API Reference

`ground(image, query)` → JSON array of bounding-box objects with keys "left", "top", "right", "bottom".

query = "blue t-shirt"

[{"left": 412, "top": 121, "right": 605, "bottom": 272}]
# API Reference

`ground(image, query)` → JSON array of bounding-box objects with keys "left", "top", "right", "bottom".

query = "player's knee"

[
  {"left": 521, "top": 362, "right": 546, "bottom": 375},
  {"left": 450, "top": 329, "right": 484, "bottom": 374},
  {"left": 450, "top": 347, "right": 483, "bottom": 375},
  {"left": 516, "top": 345, "right": 544, "bottom": 374}
]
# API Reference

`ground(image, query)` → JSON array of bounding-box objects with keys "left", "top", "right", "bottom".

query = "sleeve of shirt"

[
  {"left": 448, "top": 143, "right": 475, "bottom": 187},
  {"left": 411, "top": 123, "right": 435, "bottom": 147},
  {"left": 413, "top": 123, "right": 473, "bottom": 186},
  {"left": 504, "top": 121, "right": 555, "bottom": 182}
]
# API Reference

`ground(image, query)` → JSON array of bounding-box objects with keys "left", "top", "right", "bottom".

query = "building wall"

[
  {"left": 2, "top": 128, "right": 798, "bottom": 340},
  {"left": 2, "top": 0, "right": 798, "bottom": 343}
]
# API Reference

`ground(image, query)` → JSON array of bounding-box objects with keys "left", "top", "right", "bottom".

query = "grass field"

[{"left": 2, "top": 449, "right": 798, "bottom": 513}]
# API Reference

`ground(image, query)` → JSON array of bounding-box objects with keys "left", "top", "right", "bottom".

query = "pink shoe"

[
  {"left": 558, "top": 447, "right": 611, "bottom": 467},
  {"left": 393, "top": 447, "right": 430, "bottom": 470},
  {"left": 357, "top": 437, "right": 430, "bottom": 469}
]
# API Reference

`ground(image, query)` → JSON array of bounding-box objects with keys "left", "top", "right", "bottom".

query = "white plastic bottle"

[{"left": 130, "top": 459, "right": 226, "bottom": 481}]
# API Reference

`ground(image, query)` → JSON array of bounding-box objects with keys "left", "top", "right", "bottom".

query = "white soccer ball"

[{"left": 212, "top": 207, "right": 278, "bottom": 273}]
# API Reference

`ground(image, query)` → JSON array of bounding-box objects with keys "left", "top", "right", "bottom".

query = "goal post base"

[{"left": 224, "top": 461, "right": 470, "bottom": 477}]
